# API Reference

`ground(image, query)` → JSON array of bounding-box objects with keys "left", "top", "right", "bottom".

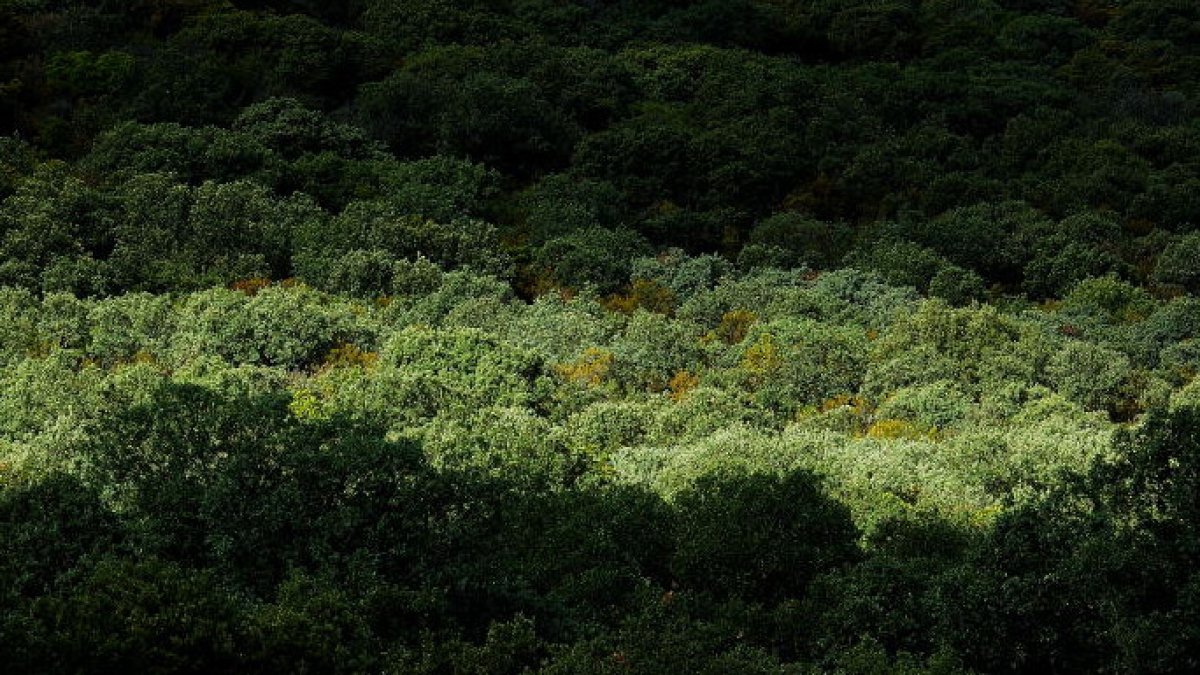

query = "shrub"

[
  {"left": 533, "top": 227, "right": 652, "bottom": 293},
  {"left": 1046, "top": 341, "right": 1132, "bottom": 412}
]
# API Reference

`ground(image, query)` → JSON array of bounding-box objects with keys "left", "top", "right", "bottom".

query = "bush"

[
  {"left": 672, "top": 470, "right": 859, "bottom": 603},
  {"left": 749, "top": 213, "right": 854, "bottom": 270},
  {"left": 1153, "top": 233, "right": 1200, "bottom": 295},
  {"left": 533, "top": 227, "right": 652, "bottom": 293},
  {"left": 299, "top": 201, "right": 510, "bottom": 277},
  {"left": 875, "top": 381, "right": 974, "bottom": 431},
  {"left": 736, "top": 318, "right": 868, "bottom": 414},
  {"left": 1046, "top": 341, "right": 1132, "bottom": 412},
  {"left": 928, "top": 265, "right": 986, "bottom": 306}
]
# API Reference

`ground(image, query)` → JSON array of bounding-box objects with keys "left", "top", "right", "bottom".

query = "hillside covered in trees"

[{"left": 3, "top": 1, "right": 1200, "bottom": 672}]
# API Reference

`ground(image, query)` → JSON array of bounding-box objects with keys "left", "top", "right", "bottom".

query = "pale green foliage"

[
  {"left": 0, "top": 287, "right": 39, "bottom": 366},
  {"left": 805, "top": 268, "right": 920, "bottom": 331},
  {"left": 0, "top": 352, "right": 105, "bottom": 439},
  {"left": 501, "top": 293, "right": 620, "bottom": 363},
  {"left": 677, "top": 268, "right": 808, "bottom": 329},
  {"left": 993, "top": 414, "right": 1113, "bottom": 495},
  {"left": 169, "top": 285, "right": 368, "bottom": 369},
  {"left": 613, "top": 424, "right": 989, "bottom": 534},
  {"left": 87, "top": 293, "right": 176, "bottom": 366},
  {"left": 610, "top": 424, "right": 784, "bottom": 498},
  {"left": 173, "top": 357, "right": 291, "bottom": 401},
  {"left": 788, "top": 431, "right": 993, "bottom": 533},
  {"left": 874, "top": 381, "right": 974, "bottom": 431},
  {"left": 36, "top": 293, "right": 93, "bottom": 353},
  {"left": 1061, "top": 275, "right": 1156, "bottom": 327},
  {"left": 384, "top": 270, "right": 514, "bottom": 328},
  {"left": 561, "top": 399, "right": 661, "bottom": 459},
  {"left": 416, "top": 406, "right": 575, "bottom": 482},
  {"left": 370, "top": 326, "right": 546, "bottom": 424},
  {"left": 864, "top": 300, "right": 1056, "bottom": 399},
  {"left": 390, "top": 256, "right": 446, "bottom": 297},
  {"left": 646, "top": 386, "right": 758, "bottom": 444}
]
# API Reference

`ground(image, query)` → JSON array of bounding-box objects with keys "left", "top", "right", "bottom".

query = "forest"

[{"left": 2, "top": 0, "right": 1200, "bottom": 672}]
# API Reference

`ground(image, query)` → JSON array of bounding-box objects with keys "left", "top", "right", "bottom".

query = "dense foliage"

[{"left": 3, "top": 0, "right": 1200, "bottom": 672}]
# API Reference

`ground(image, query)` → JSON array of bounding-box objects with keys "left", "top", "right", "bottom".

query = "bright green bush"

[
  {"left": 609, "top": 310, "right": 707, "bottom": 393},
  {"left": 169, "top": 285, "right": 368, "bottom": 370},
  {"left": 875, "top": 381, "right": 974, "bottom": 431},
  {"left": 374, "top": 325, "right": 546, "bottom": 420},
  {"left": 735, "top": 318, "right": 869, "bottom": 415},
  {"left": 864, "top": 301, "right": 1056, "bottom": 398}
]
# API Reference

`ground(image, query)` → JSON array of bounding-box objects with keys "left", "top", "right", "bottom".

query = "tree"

[
  {"left": 231, "top": 97, "right": 383, "bottom": 162},
  {"left": 518, "top": 174, "right": 629, "bottom": 243},
  {"left": 296, "top": 200, "right": 510, "bottom": 280},
  {"left": 358, "top": 60, "right": 581, "bottom": 176}
]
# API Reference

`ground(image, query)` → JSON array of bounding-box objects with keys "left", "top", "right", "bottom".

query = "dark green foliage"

[
  {"left": 0, "top": 163, "right": 114, "bottom": 295},
  {"left": 0, "top": 137, "right": 35, "bottom": 200},
  {"left": 533, "top": 227, "right": 651, "bottom": 293},
  {"left": 672, "top": 471, "right": 859, "bottom": 603},
  {"left": 295, "top": 201, "right": 510, "bottom": 282},
  {"left": 0, "top": 0, "right": 1194, "bottom": 299},
  {"left": 357, "top": 45, "right": 612, "bottom": 176},
  {"left": 749, "top": 213, "right": 854, "bottom": 270},
  {"left": 107, "top": 176, "right": 322, "bottom": 291},
  {"left": 0, "top": 473, "right": 123, "bottom": 601},
  {"left": 10, "top": 558, "right": 247, "bottom": 675},
  {"left": 518, "top": 174, "right": 630, "bottom": 243},
  {"left": 232, "top": 97, "right": 384, "bottom": 162}
]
